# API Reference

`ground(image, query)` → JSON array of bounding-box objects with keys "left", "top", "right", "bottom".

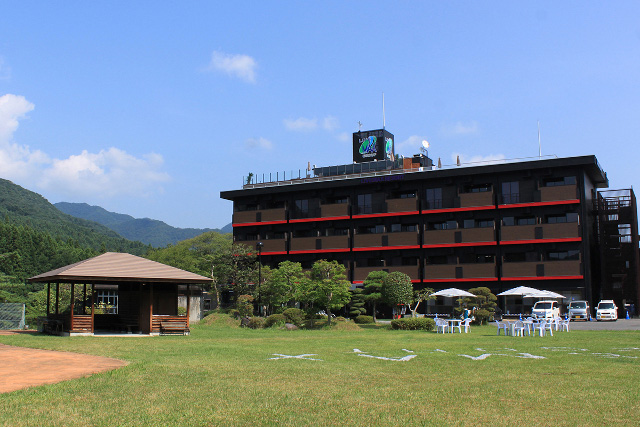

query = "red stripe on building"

[
  {"left": 353, "top": 245, "right": 421, "bottom": 252},
  {"left": 288, "top": 248, "right": 351, "bottom": 255},
  {"left": 289, "top": 215, "right": 351, "bottom": 223},
  {"left": 422, "top": 277, "right": 499, "bottom": 283},
  {"left": 501, "top": 275, "right": 584, "bottom": 281},
  {"left": 352, "top": 211, "right": 420, "bottom": 220},
  {"left": 421, "top": 205, "right": 495, "bottom": 215},
  {"left": 422, "top": 241, "right": 497, "bottom": 249},
  {"left": 233, "top": 220, "right": 288, "bottom": 227},
  {"left": 500, "top": 237, "right": 582, "bottom": 245},
  {"left": 498, "top": 199, "right": 580, "bottom": 209},
  {"left": 260, "top": 251, "right": 289, "bottom": 256}
]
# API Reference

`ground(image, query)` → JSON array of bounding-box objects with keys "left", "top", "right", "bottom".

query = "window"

[
  {"left": 426, "top": 255, "right": 457, "bottom": 265},
  {"left": 463, "top": 219, "right": 493, "bottom": 229},
  {"left": 546, "top": 213, "right": 579, "bottom": 224},
  {"left": 357, "top": 194, "right": 372, "bottom": 214},
  {"left": 390, "top": 223, "right": 417, "bottom": 233},
  {"left": 265, "top": 231, "right": 285, "bottom": 240},
  {"left": 391, "top": 191, "right": 416, "bottom": 199},
  {"left": 502, "top": 181, "right": 520, "bottom": 204},
  {"left": 238, "top": 233, "right": 258, "bottom": 241},
  {"left": 96, "top": 290, "right": 118, "bottom": 314},
  {"left": 543, "top": 176, "right": 576, "bottom": 187},
  {"left": 295, "top": 199, "right": 309, "bottom": 214},
  {"left": 502, "top": 216, "right": 514, "bottom": 226},
  {"left": 504, "top": 252, "right": 539, "bottom": 262},
  {"left": 358, "top": 225, "right": 385, "bottom": 234},
  {"left": 325, "top": 228, "right": 349, "bottom": 236},
  {"left": 463, "top": 183, "right": 491, "bottom": 193},
  {"left": 429, "top": 220, "right": 458, "bottom": 230},
  {"left": 425, "top": 188, "right": 442, "bottom": 209},
  {"left": 356, "top": 258, "right": 385, "bottom": 267},
  {"left": 292, "top": 229, "right": 314, "bottom": 238},
  {"left": 460, "top": 253, "right": 494, "bottom": 263},
  {"left": 546, "top": 250, "right": 580, "bottom": 261},
  {"left": 324, "top": 196, "right": 348, "bottom": 205},
  {"left": 516, "top": 216, "right": 536, "bottom": 226}
]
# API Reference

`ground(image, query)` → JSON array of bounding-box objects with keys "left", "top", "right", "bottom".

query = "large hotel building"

[{"left": 221, "top": 129, "right": 639, "bottom": 314}]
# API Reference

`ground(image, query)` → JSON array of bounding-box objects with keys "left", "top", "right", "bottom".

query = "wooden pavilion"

[{"left": 28, "top": 252, "right": 211, "bottom": 336}]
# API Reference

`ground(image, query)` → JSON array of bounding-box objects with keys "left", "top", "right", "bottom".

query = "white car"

[
  {"left": 568, "top": 300, "right": 591, "bottom": 321},
  {"left": 596, "top": 300, "right": 618, "bottom": 321},
  {"left": 532, "top": 300, "right": 560, "bottom": 319}
]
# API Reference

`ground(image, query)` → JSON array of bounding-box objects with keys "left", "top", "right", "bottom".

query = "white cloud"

[
  {"left": 206, "top": 50, "right": 257, "bottom": 83},
  {"left": 283, "top": 117, "right": 317, "bottom": 132},
  {"left": 284, "top": 115, "right": 339, "bottom": 132},
  {"left": 0, "top": 93, "right": 170, "bottom": 199},
  {"left": 41, "top": 148, "right": 170, "bottom": 198},
  {"left": 0, "top": 94, "right": 34, "bottom": 142},
  {"left": 395, "top": 135, "right": 428, "bottom": 155},
  {"left": 245, "top": 137, "right": 273, "bottom": 150},
  {"left": 322, "top": 116, "right": 339, "bottom": 131},
  {"left": 442, "top": 121, "right": 479, "bottom": 136},
  {"left": 336, "top": 132, "right": 350, "bottom": 142}
]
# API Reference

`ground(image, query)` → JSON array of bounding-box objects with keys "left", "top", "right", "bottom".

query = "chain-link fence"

[{"left": 0, "top": 303, "right": 26, "bottom": 330}]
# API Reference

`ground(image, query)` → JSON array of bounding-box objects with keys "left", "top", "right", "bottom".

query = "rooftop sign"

[{"left": 353, "top": 129, "right": 394, "bottom": 163}]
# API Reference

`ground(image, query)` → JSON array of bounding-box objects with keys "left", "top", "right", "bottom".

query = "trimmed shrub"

[
  {"left": 264, "top": 314, "right": 287, "bottom": 328},
  {"left": 354, "top": 315, "right": 375, "bottom": 324},
  {"left": 282, "top": 308, "right": 305, "bottom": 326},
  {"left": 228, "top": 309, "right": 240, "bottom": 319},
  {"left": 335, "top": 316, "right": 347, "bottom": 322},
  {"left": 390, "top": 317, "right": 435, "bottom": 331},
  {"left": 246, "top": 317, "right": 264, "bottom": 329},
  {"left": 473, "top": 309, "right": 491, "bottom": 325}
]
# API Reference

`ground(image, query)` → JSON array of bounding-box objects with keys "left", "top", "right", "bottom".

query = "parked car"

[
  {"left": 596, "top": 300, "right": 618, "bottom": 321},
  {"left": 568, "top": 300, "right": 591, "bottom": 321},
  {"left": 532, "top": 300, "right": 560, "bottom": 319}
]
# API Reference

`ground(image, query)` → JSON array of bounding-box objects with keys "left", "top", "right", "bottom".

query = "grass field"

[{"left": 1, "top": 315, "right": 639, "bottom": 426}]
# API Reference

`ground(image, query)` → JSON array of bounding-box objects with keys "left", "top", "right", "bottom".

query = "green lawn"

[{"left": 1, "top": 316, "right": 638, "bottom": 426}]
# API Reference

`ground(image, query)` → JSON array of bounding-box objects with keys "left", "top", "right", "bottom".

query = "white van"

[
  {"left": 596, "top": 300, "right": 618, "bottom": 321},
  {"left": 531, "top": 300, "right": 560, "bottom": 319},
  {"left": 568, "top": 300, "right": 591, "bottom": 321}
]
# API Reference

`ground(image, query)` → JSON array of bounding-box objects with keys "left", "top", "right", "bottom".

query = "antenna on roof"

[
  {"left": 382, "top": 92, "right": 386, "bottom": 129},
  {"left": 538, "top": 120, "right": 541, "bottom": 158},
  {"left": 357, "top": 121, "right": 363, "bottom": 132}
]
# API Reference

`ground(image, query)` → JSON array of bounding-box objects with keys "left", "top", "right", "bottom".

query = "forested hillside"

[
  {"left": 55, "top": 202, "right": 226, "bottom": 247},
  {"left": 0, "top": 179, "right": 149, "bottom": 255}
]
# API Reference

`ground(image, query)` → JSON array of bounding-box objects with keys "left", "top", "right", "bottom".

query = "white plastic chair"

[
  {"left": 532, "top": 320, "right": 546, "bottom": 336},
  {"left": 495, "top": 320, "right": 508, "bottom": 335},
  {"left": 436, "top": 318, "right": 448, "bottom": 334},
  {"left": 461, "top": 318, "right": 472, "bottom": 333},
  {"left": 543, "top": 320, "right": 554, "bottom": 336},
  {"left": 560, "top": 318, "right": 570, "bottom": 332},
  {"left": 552, "top": 317, "right": 561, "bottom": 331},
  {"left": 513, "top": 320, "right": 525, "bottom": 337}
]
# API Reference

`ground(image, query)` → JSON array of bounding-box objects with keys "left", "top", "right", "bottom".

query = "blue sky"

[{"left": 1, "top": 2, "right": 639, "bottom": 229}]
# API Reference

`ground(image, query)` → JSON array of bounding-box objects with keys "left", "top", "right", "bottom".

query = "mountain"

[
  {"left": 55, "top": 202, "right": 229, "bottom": 248},
  {"left": 0, "top": 178, "right": 148, "bottom": 255}
]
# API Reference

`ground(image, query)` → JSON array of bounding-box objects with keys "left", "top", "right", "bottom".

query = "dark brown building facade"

[{"left": 221, "top": 154, "right": 639, "bottom": 313}]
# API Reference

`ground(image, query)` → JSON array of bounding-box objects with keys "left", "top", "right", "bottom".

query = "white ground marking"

[
  {"left": 268, "top": 354, "right": 322, "bottom": 361},
  {"left": 352, "top": 349, "right": 417, "bottom": 361}
]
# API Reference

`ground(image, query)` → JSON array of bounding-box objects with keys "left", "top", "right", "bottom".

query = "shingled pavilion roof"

[{"left": 28, "top": 252, "right": 211, "bottom": 284}]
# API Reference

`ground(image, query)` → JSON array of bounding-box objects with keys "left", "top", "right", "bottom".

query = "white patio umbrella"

[
  {"left": 431, "top": 288, "right": 475, "bottom": 317},
  {"left": 523, "top": 290, "right": 566, "bottom": 299},
  {"left": 496, "top": 286, "right": 542, "bottom": 296}
]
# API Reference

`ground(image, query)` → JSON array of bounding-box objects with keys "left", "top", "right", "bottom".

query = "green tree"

[
  {"left": 362, "top": 270, "right": 388, "bottom": 321},
  {"left": 463, "top": 286, "right": 497, "bottom": 324},
  {"left": 407, "top": 287, "right": 434, "bottom": 317},
  {"left": 301, "top": 260, "right": 351, "bottom": 327},
  {"left": 259, "top": 261, "right": 306, "bottom": 315},
  {"left": 348, "top": 288, "right": 367, "bottom": 318},
  {"left": 208, "top": 243, "right": 258, "bottom": 305},
  {"left": 382, "top": 271, "right": 413, "bottom": 318}
]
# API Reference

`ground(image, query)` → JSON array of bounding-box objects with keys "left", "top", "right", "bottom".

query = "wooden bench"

[{"left": 160, "top": 321, "right": 189, "bottom": 335}]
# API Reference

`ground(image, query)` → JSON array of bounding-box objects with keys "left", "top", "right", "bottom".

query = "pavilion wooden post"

[
  {"left": 46, "top": 283, "right": 50, "bottom": 316},
  {"left": 91, "top": 283, "right": 95, "bottom": 333},
  {"left": 83, "top": 284, "right": 87, "bottom": 315},
  {"left": 186, "top": 284, "right": 191, "bottom": 325},
  {"left": 55, "top": 283, "right": 59, "bottom": 314},
  {"left": 70, "top": 283, "right": 75, "bottom": 331},
  {"left": 149, "top": 284, "right": 154, "bottom": 333}
]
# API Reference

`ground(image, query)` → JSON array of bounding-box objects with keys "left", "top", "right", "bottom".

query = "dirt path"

[{"left": 0, "top": 341, "right": 127, "bottom": 393}]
